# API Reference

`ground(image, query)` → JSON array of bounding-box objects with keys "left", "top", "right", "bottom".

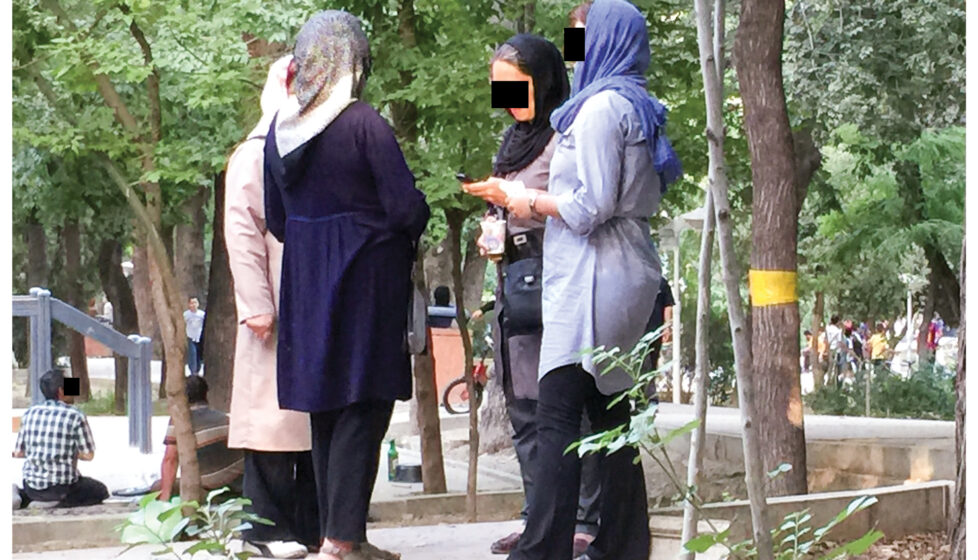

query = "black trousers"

[
  {"left": 23, "top": 476, "right": 108, "bottom": 508},
  {"left": 510, "top": 365, "right": 649, "bottom": 560},
  {"left": 507, "top": 397, "right": 601, "bottom": 536},
  {"left": 242, "top": 450, "right": 319, "bottom": 547},
  {"left": 310, "top": 400, "right": 394, "bottom": 543}
]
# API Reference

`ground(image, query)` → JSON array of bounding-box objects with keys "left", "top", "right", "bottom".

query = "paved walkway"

[
  {"left": 10, "top": 400, "right": 952, "bottom": 501},
  {"left": 10, "top": 402, "right": 522, "bottom": 502},
  {"left": 12, "top": 520, "right": 527, "bottom": 560}
]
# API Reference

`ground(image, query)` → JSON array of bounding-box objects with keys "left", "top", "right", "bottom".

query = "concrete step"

[{"left": 650, "top": 515, "right": 728, "bottom": 560}]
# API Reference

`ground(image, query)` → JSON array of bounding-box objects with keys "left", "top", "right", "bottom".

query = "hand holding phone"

[{"left": 456, "top": 172, "right": 474, "bottom": 183}]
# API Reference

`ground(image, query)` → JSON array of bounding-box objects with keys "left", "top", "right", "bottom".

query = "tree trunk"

[
  {"left": 916, "top": 278, "right": 936, "bottom": 361},
  {"left": 735, "top": 0, "right": 808, "bottom": 497},
  {"left": 948, "top": 236, "right": 964, "bottom": 559},
  {"left": 682, "top": 191, "right": 716, "bottom": 556},
  {"left": 699, "top": 0, "right": 773, "bottom": 552},
  {"left": 461, "top": 232, "right": 488, "bottom": 311},
  {"left": 681, "top": 1, "right": 724, "bottom": 553},
  {"left": 98, "top": 238, "right": 139, "bottom": 414},
  {"left": 478, "top": 263, "right": 507, "bottom": 455},
  {"left": 390, "top": 0, "right": 448, "bottom": 496},
  {"left": 202, "top": 172, "right": 237, "bottom": 412},
  {"left": 26, "top": 212, "right": 49, "bottom": 290},
  {"left": 520, "top": 1, "right": 536, "bottom": 33},
  {"left": 173, "top": 185, "right": 208, "bottom": 305},
  {"left": 24, "top": 212, "right": 49, "bottom": 394},
  {"left": 37, "top": 0, "right": 202, "bottom": 502},
  {"left": 926, "top": 244, "right": 961, "bottom": 328},
  {"left": 424, "top": 239, "right": 454, "bottom": 300},
  {"left": 63, "top": 222, "right": 91, "bottom": 401},
  {"left": 132, "top": 243, "right": 159, "bottom": 352},
  {"left": 392, "top": 0, "right": 420, "bottom": 157},
  {"left": 447, "top": 209, "right": 478, "bottom": 521},
  {"left": 811, "top": 291, "right": 824, "bottom": 390},
  {"left": 411, "top": 251, "right": 448, "bottom": 494},
  {"left": 135, "top": 243, "right": 170, "bottom": 400},
  {"left": 425, "top": 234, "right": 488, "bottom": 311},
  {"left": 893, "top": 156, "right": 961, "bottom": 329}
]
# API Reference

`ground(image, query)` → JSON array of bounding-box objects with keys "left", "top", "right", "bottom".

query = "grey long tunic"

[
  {"left": 493, "top": 135, "right": 557, "bottom": 401},
  {"left": 540, "top": 90, "right": 663, "bottom": 394}
]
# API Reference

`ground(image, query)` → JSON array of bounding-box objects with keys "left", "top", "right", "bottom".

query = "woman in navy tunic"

[{"left": 263, "top": 11, "right": 429, "bottom": 560}]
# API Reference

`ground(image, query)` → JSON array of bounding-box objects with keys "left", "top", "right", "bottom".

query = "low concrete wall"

[
  {"left": 654, "top": 480, "right": 952, "bottom": 543},
  {"left": 13, "top": 483, "right": 950, "bottom": 553},
  {"left": 641, "top": 430, "right": 954, "bottom": 503},
  {"left": 13, "top": 513, "right": 125, "bottom": 552},
  {"left": 370, "top": 490, "right": 524, "bottom": 522}
]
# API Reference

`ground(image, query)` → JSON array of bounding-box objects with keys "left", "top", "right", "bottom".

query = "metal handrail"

[{"left": 13, "top": 287, "right": 153, "bottom": 453}]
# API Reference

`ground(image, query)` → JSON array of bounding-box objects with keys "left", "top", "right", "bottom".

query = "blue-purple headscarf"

[{"left": 550, "top": 0, "right": 682, "bottom": 192}]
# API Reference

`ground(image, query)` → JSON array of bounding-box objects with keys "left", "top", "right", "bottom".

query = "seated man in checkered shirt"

[{"left": 13, "top": 369, "right": 108, "bottom": 508}]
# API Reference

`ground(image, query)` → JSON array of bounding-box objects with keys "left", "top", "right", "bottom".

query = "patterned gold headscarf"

[{"left": 274, "top": 10, "right": 371, "bottom": 157}]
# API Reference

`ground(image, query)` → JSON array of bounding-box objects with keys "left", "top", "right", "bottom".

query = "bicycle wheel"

[{"left": 443, "top": 378, "right": 470, "bottom": 415}]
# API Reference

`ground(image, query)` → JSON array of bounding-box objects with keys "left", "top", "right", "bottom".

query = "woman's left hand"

[
  {"left": 463, "top": 177, "right": 508, "bottom": 206},
  {"left": 506, "top": 191, "right": 533, "bottom": 219}
]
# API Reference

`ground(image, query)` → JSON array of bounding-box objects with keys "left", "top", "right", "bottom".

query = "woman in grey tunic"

[
  {"left": 503, "top": 1, "right": 682, "bottom": 559},
  {"left": 463, "top": 35, "right": 601, "bottom": 557}
]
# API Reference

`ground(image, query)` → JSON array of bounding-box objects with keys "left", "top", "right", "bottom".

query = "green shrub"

[
  {"left": 805, "top": 361, "right": 955, "bottom": 420},
  {"left": 117, "top": 488, "right": 273, "bottom": 559},
  {"left": 582, "top": 332, "right": 884, "bottom": 559}
]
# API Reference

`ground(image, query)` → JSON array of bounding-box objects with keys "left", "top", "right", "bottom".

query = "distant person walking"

[
  {"left": 184, "top": 297, "right": 205, "bottom": 375},
  {"left": 868, "top": 323, "right": 890, "bottom": 369},
  {"left": 224, "top": 54, "right": 319, "bottom": 559},
  {"left": 13, "top": 369, "right": 108, "bottom": 508}
]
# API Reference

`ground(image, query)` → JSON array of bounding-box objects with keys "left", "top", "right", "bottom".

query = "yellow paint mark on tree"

[{"left": 749, "top": 269, "right": 798, "bottom": 306}]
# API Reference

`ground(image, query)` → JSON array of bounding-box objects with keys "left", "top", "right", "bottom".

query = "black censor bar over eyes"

[
  {"left": 63, "top": 377, "right": 81, "bottom": 397},
  {"left": 491, "top": 81, "right": 529, "bottom": 109},
  {"left": 564, "top": 27, "right": 585, "bottom": 62}
]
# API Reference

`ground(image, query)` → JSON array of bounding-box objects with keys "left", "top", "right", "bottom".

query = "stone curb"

[{"left": 12, "top": 491, "right": 527, "bottom": 553}]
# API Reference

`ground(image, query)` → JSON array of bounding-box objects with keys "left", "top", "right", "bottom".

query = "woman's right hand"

[
  {"left": 463, "top": 177, "right": 510, "bottom": 206},
  {"left": 245, "top": 313, "right": 275, "bottom": 341}
]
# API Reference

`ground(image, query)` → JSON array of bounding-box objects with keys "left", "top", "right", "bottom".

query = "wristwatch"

[{"left": 527, "top": 190, "right": 540, "bottom": 217}]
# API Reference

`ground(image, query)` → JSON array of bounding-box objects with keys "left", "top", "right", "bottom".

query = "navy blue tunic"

[{"left": 264, "top": 101, "right": 430, "bottom": 413}]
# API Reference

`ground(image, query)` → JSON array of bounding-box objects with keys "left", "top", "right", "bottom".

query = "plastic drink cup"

[{"left": 481, "top": 217, "right": 506, "bottom": 258}]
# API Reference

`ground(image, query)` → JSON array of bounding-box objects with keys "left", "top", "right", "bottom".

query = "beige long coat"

[{"left": 224, "top": 135, "right": 312, "bottom": 452}]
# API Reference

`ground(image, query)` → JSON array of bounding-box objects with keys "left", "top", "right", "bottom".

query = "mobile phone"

[{"left": 456, "top": 172, "right": 474, "bottom": 183}]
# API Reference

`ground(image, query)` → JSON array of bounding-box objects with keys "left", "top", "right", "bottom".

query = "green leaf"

[
  {"left": 656, "top": 419, "right": 700, "bottom": 447},
  {"left": 138, "top": 491, "right": 162, "bottom": 509},
  {"left": 120, "top": 524, "right": 163, "bottom": 545},
  {"left": 186, "top": 541, "right": 227, "bottom": 555},
  {"left": 683, "top": 532, "right": 720, "bottom": 553}
]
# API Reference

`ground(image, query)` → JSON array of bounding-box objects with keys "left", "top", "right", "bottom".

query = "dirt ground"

[{"left": 852, "top": 532, "right": 949, "bottom": 559}]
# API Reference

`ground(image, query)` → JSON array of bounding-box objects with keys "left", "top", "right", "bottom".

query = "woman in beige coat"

[{"left": 225, "top": 55, "right": 319, "bottom": 559}]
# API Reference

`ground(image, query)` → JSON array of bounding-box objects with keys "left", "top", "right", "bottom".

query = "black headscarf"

[{"left": 492, "top": 34, "right": 570, "bottom": 176}]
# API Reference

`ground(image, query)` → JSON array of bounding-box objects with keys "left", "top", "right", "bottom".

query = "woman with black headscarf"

[
  {"left": 263, "top": 10, "right": 429, "bottom": 560},
  {"left": 463, "top": 35, "right": 600, "bottom": 558}
]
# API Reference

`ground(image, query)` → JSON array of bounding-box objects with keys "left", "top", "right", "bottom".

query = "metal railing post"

[
  {"left": 128, "top": 335, "right": 154, "bottom": 453},
  {"left": 29, "top": 288, "right": 53, "bottom": 405},
  {"left": 127, "top": 335, "right": 139, "bottom": 448},
  {"left": 138, "top": 336, "right": 153, "bottom": 454}
]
